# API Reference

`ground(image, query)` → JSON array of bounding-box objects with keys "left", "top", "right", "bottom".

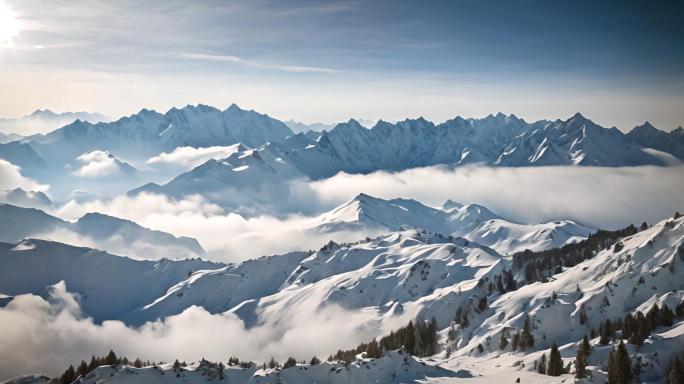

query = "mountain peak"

[
  {"left": 569, "top": 112, "right": 588, "bottom": 121},
  {"left": 225, "top": 103, "right": 243, "bottom": 113},
  {"left": 441, "top": 199, "right": 463, "bottom": 211}
]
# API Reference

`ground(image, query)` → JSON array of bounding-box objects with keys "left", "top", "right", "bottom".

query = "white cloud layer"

[
  {"left": 147, "top": 145, "right": 242, "bottom": 170},
  {"left": 72, "top": 150, "right": 125, "bottom": 178},
  {"left": 0, "top": 282, "right": 377, "bottom": 380},
  {"left": 51, "top": 165, "right": 684, "bottom": 262},
  {"left": 0, "top": 159, "right": 48, "bottom": 192},
  {"left": 55, "top": 193, "right": 377, "bottom": 262},
  {"left": 300, "top": 165, "right": 684, "bottom": 229}
]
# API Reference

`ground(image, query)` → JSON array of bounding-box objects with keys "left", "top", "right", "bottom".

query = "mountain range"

[
  {"left": 1, "top": 212, "right": 682, "bottom": 383},
  {"left": 0, "top": 105, "right": 681, "bottom": 201},
  {"left": 310, "top": 193, "right": 594, "bottom": 255},
  {"left": 0, "top": 203, "right": 206, "bottom": 260},
  {"left": 0, "top": 109, "right": 109, "bottom": 136}
]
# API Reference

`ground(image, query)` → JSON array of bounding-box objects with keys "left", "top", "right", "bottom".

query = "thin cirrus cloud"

[{"left": 178, "top": 53, "right": 339, "bottom": 74}]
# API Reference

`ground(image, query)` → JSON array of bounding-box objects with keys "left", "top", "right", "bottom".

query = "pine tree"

[
  {"left": 499, "top": 331, "right": 509, "bottom": 350},
  {"left": 511, "top": 332, "right": 520, "bottom": 351},
  {"left": 310, "top": 356, "right": 320, "bottom": 366},
  {"left": 600, "top": 319, "right": 613, "bottom": 345},
  {"left": 575, "top": 347, "right": 588, "bottom": 378},
  {"left": 668, "top": 356, "right": 683, "bottom": 384},
  {"left": 520, "top": 315, "right": 534, "bottom": 349},
  {"left": 87, "top": 356, "right": 98, "bottom": 372},
  {"left": 546, "top": 343, "right": 563, "bottom": 376},
  {"left": 661, "top": 305, "right": 675, "bottom": 326},
  {"left": 613, "top": 341, "right": 632, "bottom": 384},
  {"left": 61, "top": 365, "right": 76, "bottom": 384},
  {"left": 537, "top": 354, "right": 547, "bottom": 374},
  {"left": 105, "top": 350, "right": 118, "bottom": 366},
  {"left": 283, "top": 357, "right": 297, "bottom": 369},
  {"left": 607, "top": 351, "right": 617, "bottom": 384},
  {"left": 580, "top": 335, "right": 591, "bottom": 357},
  {"left": 76, "top": 360, "right": 88, "bottom": 378}
]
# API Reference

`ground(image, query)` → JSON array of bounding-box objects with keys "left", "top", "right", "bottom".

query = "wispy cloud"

[{"left": 179, "top": 52, "right": 338, "bottom": 73}]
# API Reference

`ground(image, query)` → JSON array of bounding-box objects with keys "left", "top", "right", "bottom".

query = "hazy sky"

[{"left": 1, "top": 0, "right": 683, "bottom": 130}]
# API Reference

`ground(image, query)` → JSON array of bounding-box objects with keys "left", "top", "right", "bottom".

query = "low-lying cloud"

[
  {"left": 50, "top": 165, "right": 684, "bottom": 261},
  {"left": 0, "top": 282, "right": 377, "bottom": 380},
  {"left": 147, "top": 145, "right": 242, "bottom": 170},
  {"left": 0, "top": 159, "right": 49, "bottom": 192},
  {"left": 72, "top": 150, "right": 127, "bottom": 178},
  {"left": 55, "top": 193, "right": 379, "bottom": 262},
  {"left": 300, "top": 165, "right": 684, "bottom": 229}
]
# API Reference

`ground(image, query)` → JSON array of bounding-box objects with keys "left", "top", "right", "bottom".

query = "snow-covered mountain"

[
  {"left": 0, "top": 239, "right": 220, "bottom": 322},
  {"left": 0, "top": 204, "right": 206, "bottom": 259},
  {"left": 311, "top": 193, "right": 594, "bottom": 255},
  {"left": 284, "top": 119, "right": 337, "bottom": 133},
  {"left": 0, "top": 132, "right": 23, "bottom": 144},
  {"left": 24, "top": 104, "right": 293, "bottom": 164},
  {"left": 0, "top": 188, "right": 52, "bottom": 210},
  {"left": 123, "top": 112, "right": 677, "bottom": 207},
  {"left": 129, "top": 143, "right": 302, "bottom": 213},
  {"left": 495, "top": 113, "right": 667, "bottom": 166},
  {"left": 73, "top": 350, "right": 454, "bottom": 384},
  {"left": 626, "top": 122, "right": 684, "bottom": 160},
  {"left": 1, "top": 214, "right": 683, "bottom": 382},
  {"left": 0, "top": 141, "right": 46, "bottom": 176},
  {"left": 0, "top": 109, "right": 109, "bottom": 136}
]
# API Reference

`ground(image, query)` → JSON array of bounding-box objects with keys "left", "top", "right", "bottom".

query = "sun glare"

[{"left": 0, "top": 1, "right": 21, "bottom": 48}]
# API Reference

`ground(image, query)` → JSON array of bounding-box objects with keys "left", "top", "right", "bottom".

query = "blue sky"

[{"left": 1, "top": 0, "right": 683, "bottom": 130}]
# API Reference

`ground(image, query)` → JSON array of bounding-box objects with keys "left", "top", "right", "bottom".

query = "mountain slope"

[
  {"left": 0, "top": 204, "right": 206, "bottom": 259},
  {"left": 130, "top": 144, "right": 302, "bottom": 213},
  {"left": 0, "top": 109, "right": 108, "bottom": 136},
  {"left": 626, "top": 122, "right": 684, "bottom": 160},
  {"left": 24, "top": 104, "right": 293, "bottom": 165},
  {"left": 0, "top": 239, "right": 221, "bottom": 322},
  {"left": 495, "top": 113, "right": 666, "bottom": 166},
  {"left": 0, "top": 188, "right": 52, "bottom": 210},
  {"left": 311, "top": 194, "right": 593, "bottom": 255}
]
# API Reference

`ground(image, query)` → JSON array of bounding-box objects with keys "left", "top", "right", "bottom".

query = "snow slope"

[
  {"left": 2, "top": 215, "right": 683, "bottom": 383},
  {"left": 311, "top": 193, "right": 594, "bottom": 254},
  {"left": 74, "top": 351, "right": 455, "bottom": 384},
  {"left": 24, "top": 104, "right": 292, "bottom": 165},
  {"left": 495, "top": 113, "right": 666, "bottom": 166},
  {"left": 440, "top": 215, "right": 684, "bottom": 380},
  {"left": 0, "top": 239, "right": 221, "bottom": 322},
  {"left": 627, "top": 122, "right": 684, "bottom": 160}
]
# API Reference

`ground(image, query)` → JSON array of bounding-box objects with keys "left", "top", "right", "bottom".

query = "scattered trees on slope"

[{"left": 328, "top": 318, "right": 438, "bottom": 363}]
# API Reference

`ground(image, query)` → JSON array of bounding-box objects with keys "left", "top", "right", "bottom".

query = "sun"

[{"left": 0, "top": 1, "right": 21, "bottom": 48}]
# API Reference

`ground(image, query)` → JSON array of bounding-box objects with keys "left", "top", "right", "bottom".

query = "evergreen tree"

[
  {"left": 613, "top": 341, "right": 632, "bottom": 384},
  {"left": 87, "top": 356, "right": 98, "bottom": 372},
  {"left": 607, "top": 351, "right": 617, "bottom": 384},
  {"left": 499, "top": 331, "right": 509, "bottom": 350},
  {"left": 580, "top": 335, "right": 591, "bottom": 357},
  {"left": 511, "top": 332, "right": 520, "bottom": 351},
  {"left": 668, "top": 356, "right": 683, "bottom": 384},
  {"left": 537, "top": 354, "right": 547, "bottom": 374},
  {"left": 520, "top": 315, "right": 534, "bottom": 349},
  {"left": 283, "top": 357, "right": 297, "bottom": 369},
  {"left": 575, "top": 347, "right": 588, "bottom": 378},
  {"left": 546, "top": 343, "right": 563, "bottom": 376},
  {"left": 77, "top": 360, "right": 88, "bottom": 378},
  {"left": 309, "top": 356, "right": 320, "bottom": 366},
  {"left": 105, "top": 350, "right": 118, "bottom": 366},
  {"left": 662, "top": 305, "right": 675, "bottom": 326}
]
